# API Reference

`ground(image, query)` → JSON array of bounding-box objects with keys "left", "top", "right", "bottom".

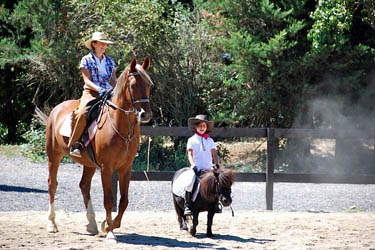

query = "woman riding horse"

[{"left": 45, "top": 32, "right": 152, "bottom": 241}]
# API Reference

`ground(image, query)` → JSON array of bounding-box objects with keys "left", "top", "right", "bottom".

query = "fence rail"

[{"left": 127, "top": 126, "right": 375, "bottom": 210}]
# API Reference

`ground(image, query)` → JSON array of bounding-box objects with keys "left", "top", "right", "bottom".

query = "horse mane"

[
  {"left": 113, "top": 64, "right": 153, "bottom": 100},
  {"left": 200, "top": 168, "right": 234, "bottom": 202}
]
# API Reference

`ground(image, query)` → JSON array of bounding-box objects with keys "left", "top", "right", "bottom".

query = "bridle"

[
  {"left": 104, "top": 69, "right": 151, "bottom": 150},
  {"left": 127, "top": 71, "right": 150, "bottom": 107},
  {"left": 214, "top": 173, "right": 234, "bottom": 216}
]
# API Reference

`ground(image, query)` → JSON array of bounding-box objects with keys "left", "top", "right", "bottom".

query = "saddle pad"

[
  {"left": 172, "top": 171, "right": 200, "bottom": 202},
  {"left": 59, "top": 113, "right": 98, "bottom": 146},
  {"left": 85, "top": 120, "right": 98, "bottom": 147},
  {"left": 59, "top": 113, "right": 72, "bottom": 137}
]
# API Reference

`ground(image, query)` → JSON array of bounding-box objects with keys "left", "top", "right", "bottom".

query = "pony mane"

[
  {"left": 113, "top": 64, "right": 153, "bottom": 100},
  {"left": 200, "top": 168, "right": 234, "bottom": 202}
]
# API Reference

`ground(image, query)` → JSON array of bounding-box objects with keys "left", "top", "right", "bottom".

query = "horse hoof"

[
  {"left": 101, "top": 220, "right": 108, "bottom": 233},
  {"left": 189, "top": 229, "right": 196, "bottom": 236},
  {"left": 106, "top": 231, "right": 117, "bottom": 242},
  {"left": 86, "top": 221, "right": 99, "bottom": 235},
  {"left": 47, "top": 222, "right": 58, "bottom": 233}
]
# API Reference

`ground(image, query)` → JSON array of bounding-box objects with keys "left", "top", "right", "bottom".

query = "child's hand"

[{"left": 191, "top": 166, "right": 199, "bottom": 175}]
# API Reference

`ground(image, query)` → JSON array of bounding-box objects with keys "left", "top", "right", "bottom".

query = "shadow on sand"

[
  {"left": 0, "top": 185, "right": 47, "bottom": 193},
  {"left": 113, "top": 233, "right": 275, "bottom": 249}
]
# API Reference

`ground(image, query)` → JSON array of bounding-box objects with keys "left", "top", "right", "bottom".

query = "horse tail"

[{"left": 34, "top": 106, "right": 48, "bottom": 125}]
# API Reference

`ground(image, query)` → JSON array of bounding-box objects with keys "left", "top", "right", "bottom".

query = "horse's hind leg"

[
  {"left": 47, "top": 153, "right": 64, "bottom": 233},
  {"left": 79, "top": 166, "right": 98, "bottom": 235}
]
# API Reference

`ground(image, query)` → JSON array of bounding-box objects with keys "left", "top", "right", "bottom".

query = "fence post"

[{"left": 266, "top": 128, "right": 276, "bottom": 210}]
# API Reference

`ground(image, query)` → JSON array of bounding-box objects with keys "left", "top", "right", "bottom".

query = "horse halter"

[{"left": 215, "top": 179, "right": 231, "bottom": 200}]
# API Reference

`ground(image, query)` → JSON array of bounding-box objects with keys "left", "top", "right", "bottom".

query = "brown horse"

[{"left": 44, "top": 57, "right": 152, "bottom": 241}]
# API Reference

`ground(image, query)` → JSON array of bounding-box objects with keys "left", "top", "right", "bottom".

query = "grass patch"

[{"left": 0, "top": 145, "right": 23, "bottom": 157}]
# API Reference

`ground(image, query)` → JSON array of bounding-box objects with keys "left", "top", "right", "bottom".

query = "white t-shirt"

[{"left": 186, "top": 134, "right": 216, "bottom": 170}]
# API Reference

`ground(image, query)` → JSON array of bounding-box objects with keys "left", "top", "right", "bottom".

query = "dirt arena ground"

[{"left": 0, "top": 210, "right": 374, "bottom": 250}]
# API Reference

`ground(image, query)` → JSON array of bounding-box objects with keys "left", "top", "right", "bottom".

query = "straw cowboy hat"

[
  {"left": 188, "top": 114, "right": 214, "bottom": 133},
  {"left": 84, "top": 32, "right": 114, "bottom": 50}
]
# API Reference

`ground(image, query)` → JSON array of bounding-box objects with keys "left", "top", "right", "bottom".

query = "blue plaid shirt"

[{"left": 80, "top": 52, "right": 116, "bottom": 89}]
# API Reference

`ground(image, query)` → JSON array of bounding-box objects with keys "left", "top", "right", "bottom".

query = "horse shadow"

[
  {"left": 116, "top": 233, "right": 215, "bottom": 248},
  {"left": 114, "top": 233, "right": 275, "bottom": 249},
  {"left": 0, "top": 184, "right": 47, "bottom": 193}
]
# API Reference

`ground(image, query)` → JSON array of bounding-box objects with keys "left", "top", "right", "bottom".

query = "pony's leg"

[
  {"left": 206, "top": 211, "right": 215, "bottom": 237},
  {"left": 173, "top": 196, "right": 187, "bottom": 231},
  {"left": 79, "top": 166, "right": 98, "bottom": 235},
  {"left": 190, "top": 212, "right": 199, "bottom": 236},
  {"left": 111, "top": 167, "right": 131, "bottom": 230},
  {"left": 46, "top": 153, "right": 63, "bottom": 233}
]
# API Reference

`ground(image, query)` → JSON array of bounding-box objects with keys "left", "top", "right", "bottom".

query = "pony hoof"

[
  {"left": 189, "top": 229, "right": 196, "bottom": 236},
  {"left": 47, "top": 222, "right": 58, "bottom": 233},
  {"left": 106, "top": 231, "right": 117, "bottom": 242}
]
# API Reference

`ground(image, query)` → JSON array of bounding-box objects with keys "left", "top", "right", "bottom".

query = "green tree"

[{"left": 196, "top": 0, "right": 309, "bottom": 127}]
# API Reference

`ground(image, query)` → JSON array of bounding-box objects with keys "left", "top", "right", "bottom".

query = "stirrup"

[{"left": 69, "top": 141, "right": 83, "bottom": 157}]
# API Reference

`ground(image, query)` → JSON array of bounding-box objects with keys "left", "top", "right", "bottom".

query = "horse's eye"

[{"left": 131, "top": 84, "right": 136, "bottom": 90}]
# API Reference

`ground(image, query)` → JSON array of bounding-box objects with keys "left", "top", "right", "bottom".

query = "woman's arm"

[
  {"left": 109, "top": 67, "right": 117, "bottom": 87},
  {"left": 81, "top": 68, "right": 100, "bottom": 92}
]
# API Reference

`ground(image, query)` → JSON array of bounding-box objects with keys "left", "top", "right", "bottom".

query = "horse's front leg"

[
  {"left": 112, "top": 166, "right": 131, "bottom": 230},
  {"left": 79, "top": 166, "right": 98, "bottom": 235},
  {"left": 100, "top": 167, "right": 116, "bottom": 241},
  {"left": 206, "top": 210, "right": 216, "bottom": 237},
  {"left": 190, "top": 212, "right": 199, "bottom": 236}
]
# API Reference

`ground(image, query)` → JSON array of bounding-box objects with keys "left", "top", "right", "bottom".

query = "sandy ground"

[{"left": 0, "top": 210, "right": 374, "bottom": 250}]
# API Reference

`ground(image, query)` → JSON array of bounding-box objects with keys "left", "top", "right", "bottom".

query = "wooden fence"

[{"left": 127, "top": 126, "right": 375, "bottom": 210}]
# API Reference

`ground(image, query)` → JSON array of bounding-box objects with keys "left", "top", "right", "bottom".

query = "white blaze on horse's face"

[{"left": 127, "top": 58, "right": 152, "bottom": 123}]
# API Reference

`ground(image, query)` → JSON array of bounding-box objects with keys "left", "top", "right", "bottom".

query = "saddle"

[
  {"left": 81, "top": 92, "right": 112, "bottom": 167},
  {"left": 59, "top": 93, "right": 111, "bottom": 167}
]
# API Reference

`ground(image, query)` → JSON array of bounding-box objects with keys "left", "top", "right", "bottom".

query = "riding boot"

[{"left": 184, "top": 191, "right": 193, "bottom": 216}]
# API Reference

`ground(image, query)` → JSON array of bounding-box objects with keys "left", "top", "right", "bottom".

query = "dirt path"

[{"left": 0, "top": 210, "right": 374, "bottom": 250}]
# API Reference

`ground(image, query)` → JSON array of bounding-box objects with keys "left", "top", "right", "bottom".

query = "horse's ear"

[
  {"left": 130, "top": 58, "right": 137, "bottom": 72},
  {"left": 142, "top": 56, "right": 150, "bottom": 71}
]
